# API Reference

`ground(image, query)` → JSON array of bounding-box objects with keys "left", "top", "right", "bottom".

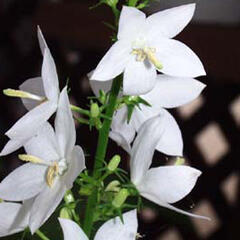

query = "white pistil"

[{"left": 3, "top": 89, "right": 46, "bottom": 102}]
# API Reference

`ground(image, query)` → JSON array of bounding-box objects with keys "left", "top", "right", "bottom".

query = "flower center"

[
  {"left": 131, "top": 38, "right": 163, "bottom": 70},
  {"left": 18, "top": 154, "right": 68, "bottom": 188}
]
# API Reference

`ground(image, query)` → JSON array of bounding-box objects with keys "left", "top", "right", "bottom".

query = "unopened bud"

[
  {"left": 112, "top": 188, "right": 129, "bottom": 208},
  {"left": 107, "top": 155, "right": 121, "bottom": 172},
  {"left": 105, "top": 180, "right": 121, "bottom": 192},
  {"left": 60, "top": 207, "right": 72, "bottom": 220},
  {"left": 175, "top": 157, "right": 185, "bottom": 166},
  {"left": 99, "top": 90, "right": 106, "bottom": 104},
  {"left": 64, "top": 191, "right": 75, "bottom": 204},
  {"left": 90, "top": 102, "right": 100, "bottom": 118}
]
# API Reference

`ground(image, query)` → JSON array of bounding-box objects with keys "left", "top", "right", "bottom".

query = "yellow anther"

[
  {"left": 3, "top": 89, "right": 45, "bottom": 101},
  {"left": 46, "top": 162, "right": 59, "bottom": 188},
  {"left": 18, "top": 154, "right": 44, "bottom": 164}
]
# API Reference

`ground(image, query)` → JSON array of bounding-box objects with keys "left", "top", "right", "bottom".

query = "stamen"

[
  {"left": 18, "top": 154, "right": 45, "bottom": 164},
  {"left": 46, "top": 162, "right": 59, "bottom": 188},
  {"left": 3, "top": 89, "right": 46, "bottom": 102}
]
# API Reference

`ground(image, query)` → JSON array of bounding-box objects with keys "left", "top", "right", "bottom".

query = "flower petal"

[
  {"left": 153, "top": 38, "right": 206, "bottom": 78},
  {"left": 6, "top": 100, "right": 57, "bottom": 140},
  {"left": 59, "top": 218, "right": 88, "bottom": 240},
  {"left": 143, "top": 75, "right": 206, "bottom": 108},
  {"left": 90, "top": 79, "right": 113, "bottom": 97},
  {"left": 118, "top": 6, "right": 146, "bottom": 41},
  {"left": 19, "top": 77, "right": 45, "bottom": 110},
  {"left": 138, "top": 166, "right": 201, "bottom": 204},
  {"left": 110, "top": 107, "right": 135, "bottom": 153},
  {"left": 63, "top": 145, "right": 85, "bottom": 189},
  {"left": 55, "top": 87, "right": 76, "bottom": 159},
  {"left": 29, "top": 181, "right": 66, "bottom": 234},
  {"left": 42, "top": 48, "right": 59, "bottom": 103},
  {"left": 0, "top": 202, "right": 29, "bottom": 237},
  {"left": 37, "top": 26, "right": 48, "bottom": 55},
  {"left": 146, "top": 4, "right": 196, "bottom": 39},
  {"left": 0, "top": 139, "right": 23, "bottom": 156},
  {"left": 24, "top": 123, "right": 59, "bottom": 162},
  {"left": 130, "top": 115, "right": 164, "bottom": 185},
  {"left": 94, "top": 209, "right": 138, "bottom": 240},
  {"left": 155, "top": 109, "right": 183, "bottom": 156},
  {"left": 0, "top": 163, "right": 46, "bottom": 201},
  {"left": 91, "top": 40, "right": 131, "bottom": 81},
  {"left": 123, "top": 56, "right": 157, "bottom": 95}
]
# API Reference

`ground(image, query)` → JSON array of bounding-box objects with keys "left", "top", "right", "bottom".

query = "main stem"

[{"left": 83, "top": 75, "right": 122, "bottom": 237}]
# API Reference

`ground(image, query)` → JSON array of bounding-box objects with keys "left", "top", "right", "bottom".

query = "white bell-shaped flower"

[
  {"left": 0, "top": 88, "right": 85, "bottom": 233},
  {"left": 0, "top": 27, "right": 60, "bottom": 156},
  {"left": 59, "top": 209, "right": 138, "bottom": 240},
  {"left": 91, "top": 4, "right": 205, "bottom": 95}
]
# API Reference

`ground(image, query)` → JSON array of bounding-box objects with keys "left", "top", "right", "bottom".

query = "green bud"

[
  {"left": 175, "top": 157, "right": 185, "bottom": 166},
  {"left": 112, "top": 188, "right": 129, "bottom": 208},
  {"left": 79, "top": 185, "right": 93, "bottom": 196},
  {"left": 94, "top": 118, "right": 103, "bottom": 130},
  {"left": 90, "top": 102, "right": 100, "bottom": 118},
  {"left": 107, "top": 155, "right": 121, "bottom": 172},
  {"left": 64, "top": 191, "right": 75, "bottom": 204},
  {"left": 105, "top": 180, "right": 121, "bottom": 192},
  {"left": 60, "top": 207, "right": 72, "bottom": 219},
  {"left": 99, "top": 90, "right": 106, "bottom": 104}
]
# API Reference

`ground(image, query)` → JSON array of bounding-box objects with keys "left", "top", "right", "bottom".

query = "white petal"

[
  {"left": 29, "top": 181, "right": 66, "bottom": 233},
  {"left": 6, "top": 100, "right": 57, "bottom": 140},
  {"left": 138, "top": 166, "right": 201, "bottom": 204},
  {"left": 143, "top": 75, "right": 206, "bottom": 108},
  {"left": 118, "top": 6, "right": 146, "bottom": 41},
  {"left": 91, "top": 40, "right": 131, "bottom": 81},
  {"left": 110, "top": 106, "right": 135, "bottom": 151},
  {"left": 63, "top": 145, "right": 85, "bottom": 189},
  {"left": 155, "top": 109, "right": 183, "bottom": 156},
  {"left": 146, "top": 4, "right": 196, "bottom": 39},
  {"left": 158, "top": 202, "right": 210, "bottom": 221},
  {"left": 0, "top": 139, "right": 23, "bottom": 156},
  {"left": 24, "top": 123, "right": 59, "bottom": 162},
  {"left": 19, "top": 77, "right": 45, "bottom": 110},
  {"left": 0, "top": 202, "right": 29, "bottom": 237},
  {"left": 130, "top": 115, "right": 164, "bottom": 185},
  {"left": 123, "top": 57, "right": 157, "bottom": 95},
  {"left": 55, "top": 87, "right": 76, "bottom": 159},
  {"left": 153, "top": 38, "right": 206, "bottom": 78},
  {"left": 37, "top": 26, "right": 48, "bottom": 55},
  {"left": 42, "top": 48, "right": 59, "bottom": 103},
  {"left": 0, "top": 163, "right": 46, "bottom": 201},
  {"left": 90, "top": 79, "right": 113, "bottom": 97},
  {"left": 59, "top": 218, "right": 88, "bottom": 240},
  {"left": 95, "top": 210, "right": 138, "bottom": 240}
]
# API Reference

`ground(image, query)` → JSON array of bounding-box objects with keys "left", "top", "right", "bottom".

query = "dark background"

[{"left": 0, "top": 0, "right": 240, "bottom": 239}]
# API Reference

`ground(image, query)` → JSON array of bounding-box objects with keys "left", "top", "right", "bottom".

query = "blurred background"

[{"left": 0, "top": 0, "right": 240, "bottom": 239}]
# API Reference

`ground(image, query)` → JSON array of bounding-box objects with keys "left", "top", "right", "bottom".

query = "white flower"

[
  {"left": 90, "top": 74, "right": 206, "bottom": 156},
  {"left": 0, "top": 27, "right": 60, "bottom": 156},
  {"left": 0, "top": 200, "right": 31, "bottom": 237},
  {"left": 59, "top": 209, "right": 138, "bottom": 240},
  {"left": 130, "top": 115, "right": 210, "bottom": 220},
  {"left": 91, "top": 4, "right": 205, "bottom": 95},
  {"left": 0, "top": 88, "right": 85, "bottom": 233}
]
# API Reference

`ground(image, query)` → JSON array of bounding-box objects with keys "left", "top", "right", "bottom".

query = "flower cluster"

[{"left": 0, "top": 2, "right": 210, "bottom": 240}]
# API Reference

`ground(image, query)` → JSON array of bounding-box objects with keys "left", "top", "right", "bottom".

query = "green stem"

[
  {"left": 83, "top": 75, "right": 122, "bottom": 237},
  {"left": 71, "top": 104, "right": 90, "bottom": 116},
  {"left": 35, "top": 230, "right": 50, "bottom": 240}
]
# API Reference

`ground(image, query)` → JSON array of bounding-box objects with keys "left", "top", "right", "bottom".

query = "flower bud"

[
  {"left": 112, "top": 188, "right": 129, "bottom": 208},
  {"left": 175, "top": 157, "right": 185, "bottom": 166},
  {"left": 107, "top": 155, "right": 121, "bottom": 172},
  {"left": 105, "top": 180, "right": 121, "bottom": 192},
  {"left": 60, "top": 207, "right": 72, "bottom": 220},
  {"left": 64, "top": 191, "right": 75, "bottom": 204},
  {"left": 90, "top": 102, "right": 100, "bottom": 118}
]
